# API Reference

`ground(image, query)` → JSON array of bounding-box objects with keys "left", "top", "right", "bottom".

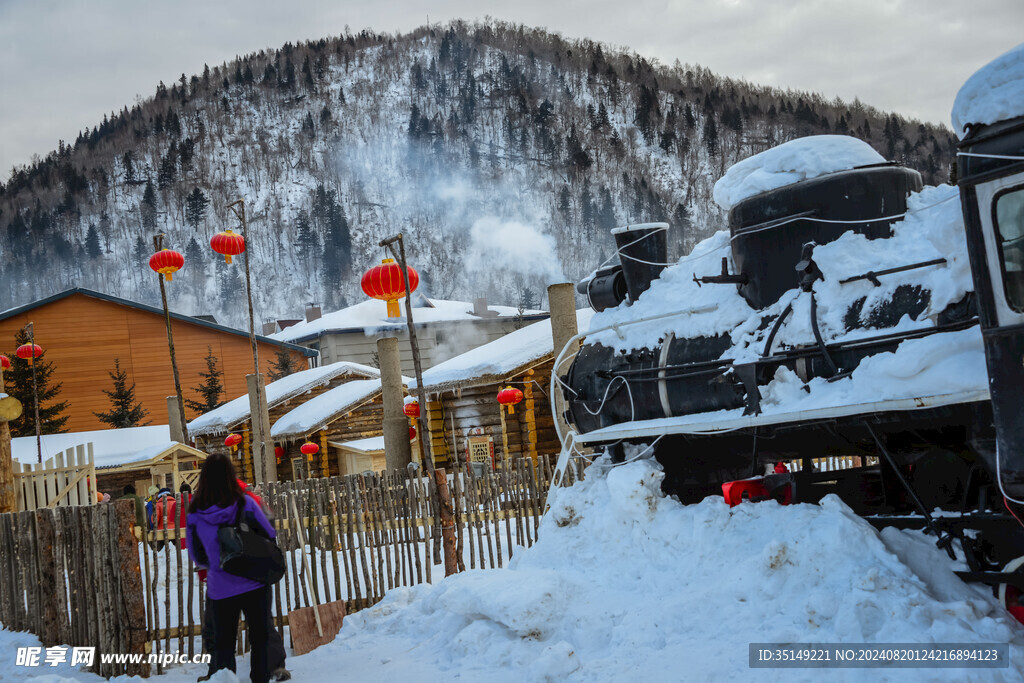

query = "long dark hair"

[{"left": 189, "top": 452, "right": 245, "bottom": 512}]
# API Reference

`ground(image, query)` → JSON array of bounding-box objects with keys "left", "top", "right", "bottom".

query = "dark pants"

[
  {"left": 208, "top": 586, "right": 273, "bottom": 683},
  {"left": 204, "top": 591, "right": 286, "bottom": 679}
]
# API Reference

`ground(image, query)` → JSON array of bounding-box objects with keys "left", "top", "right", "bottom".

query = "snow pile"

[
  {"left": 411, "top": 309, "right": 595, "bottom": 391},
  {"left": 311, "top": 457, "right": 1023, "bottom": 681},
  {"left": 271, "top": 297, "right": 544, "bottom": 344},
  {"left": 952, "top": 42, "right": 1024, "bottom": 138},
  {"left": 713, "top": 135, "right": 886, "bottom": 210},
  {"left": 188, "top": 361, "right": 379, "bottom": 436}
]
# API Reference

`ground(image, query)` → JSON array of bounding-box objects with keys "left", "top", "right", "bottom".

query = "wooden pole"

[
  {"left": 432, "top": 468, "right": 458, "bottom": 576},
  {"left": 153, "top": 235, "right": 190, "bottom": 445},
  {"left": 113, "top": 499, "right": 150, "bottom": 678},
  {"left": 23, "top": 323, "right": 43, "bottom": 463},
  {"left": 0, "top": 365, "right": 19, "bottom": 513},
  {"left": 379, "top": 234, "right": 433, "bottom": 476}
]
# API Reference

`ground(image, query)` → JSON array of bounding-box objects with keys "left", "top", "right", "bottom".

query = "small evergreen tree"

[
  {"left": 268, "top": 348, "right": 302, "bottom": 381},
  {"left": 5, "top": 329, "right": 70, "bottom": 437},
  {"left": 85, "top": 223, "right": 102, "bottom": 258},
  {"left": 94, "top": 358, "right": 150, "bottom": 428},
  {"left": 184, "top": 347, "right": 225, "bottom": 414}
]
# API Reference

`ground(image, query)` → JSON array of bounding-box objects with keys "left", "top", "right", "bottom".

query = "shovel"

[{"left": 287, "top": 496, "right": 346, "bottom": 655}]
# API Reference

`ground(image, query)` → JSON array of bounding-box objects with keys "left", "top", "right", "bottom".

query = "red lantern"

[
  {"left": 497, "top": 386, "right": 524, "bottom": 414},
  {"left": 301, "top": 441, "right": 320, "bottom": 459},
  {"left": 224, "top": 433, "right": 242, "bottom": 451},
  {"left": 210, "top": 229, "right": 246, "bottom": 264},
  {"left": 403, "top": 398, "right": 420, "bottom": 418},
  {"left": 274, "top": 446, "right": 285, "bottom": 460},
  {"left": 361, "top": 258, "right": 419, "bottom": 318},
  {"left": 16, "top": 344, "right": 43, "bottom": 366},
  {"left": 149, "top": 249, "right": 185, "bottom": 281},
  {"left": 409, "top": 426, "right": 417, "bottom": 440},
  {"left": 0, "top": 355, "right": 10, "bottom": 370}
]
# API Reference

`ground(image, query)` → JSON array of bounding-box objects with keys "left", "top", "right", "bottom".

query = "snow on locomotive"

[{"left": 555, "top": 42, "right": 1024, "bottom": 601}]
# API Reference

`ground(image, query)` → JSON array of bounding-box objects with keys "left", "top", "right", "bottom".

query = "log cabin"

[
  {"left": 0, "top": 289, "right": 316, "bottom": 433},
  {"left": 410, "top": 309, "right": 595, "bottom": 470},
  {"left": 188, "top": 361, "right": 379, "bottom": 481}
]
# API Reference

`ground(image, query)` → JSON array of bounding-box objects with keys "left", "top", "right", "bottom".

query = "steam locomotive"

[{"left": 555, "top": 45, "right": 1024, "bottom": 604}]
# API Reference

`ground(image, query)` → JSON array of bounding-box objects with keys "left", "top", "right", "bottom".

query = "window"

[{"left": 994, "top": 186, "right": 1024, "bottom": 312}]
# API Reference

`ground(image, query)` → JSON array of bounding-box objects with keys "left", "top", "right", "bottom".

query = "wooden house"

[
  {"left": 187, "top": 361, "right": 379, "bottom": 482},
  {"left": 0, "top": 288, "right": 316, "bottom": 432},
  {"left": 271, "top": 377, "right": 411, "bottom": 479},
  {"left": 271, "top": 295, "right": 547, "bottom": 376},
  {"left": 411, "top": 309, "right": 595, "bottom": 469}
]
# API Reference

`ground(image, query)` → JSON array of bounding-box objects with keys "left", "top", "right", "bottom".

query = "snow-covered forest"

[{"left": 0, "top": 20, "right": 957, "bottom": 328}]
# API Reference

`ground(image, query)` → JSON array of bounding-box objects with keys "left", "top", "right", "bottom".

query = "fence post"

[
  {"left": 34, "top": 508, "right": 59, "bottom": 646},
  {"left": 113, "top": 499, "right": 150, "bottom": 678},
  {"left": 432, "top": 468, "right": 458, "bottom": 577}
]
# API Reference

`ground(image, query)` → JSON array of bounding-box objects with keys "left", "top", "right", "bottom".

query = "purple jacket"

[{"left": 186, "top": 495, "right": 276, "bottom": 600}]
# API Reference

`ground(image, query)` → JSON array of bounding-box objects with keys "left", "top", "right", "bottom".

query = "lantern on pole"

[
  {"left": 300, "top": 441, "right": 320, "bottom": 460},
  {"left": 403, "top": 396, "right": 420, "bottom": 419},
  {"left": 15, "top": 344, "right": 43, "bottom": 366},
  {"left": 0, "top": 355, "right": 10, "bottom": 370},
  {"left": 224, "top": 433, "right": 242, "bottom": 452},
  {"left": 361, "top": 258, "right": 419, "bottom": 318},
  {"left": 409, "top": 426, "right": 417, "bottom": 441},
  {"left": 148, "top": 249, "right": 185, "bottom": 281},
  {"left": 210, "top": 229, "right": 246, "bottom": 264},
  {"left": 497, "top": 386, "right": 524, "bottom": 414}
]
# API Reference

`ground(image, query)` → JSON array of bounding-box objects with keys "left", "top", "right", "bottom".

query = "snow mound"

[
  {"left": 952, "top": 42, "right": 1024, "bottom": 138},
  {"left": 713, "top": 135, "right": 886, "bottom": 210},
  {"left": 317, "top": 457, "right": 1024, "bottom": 681}
]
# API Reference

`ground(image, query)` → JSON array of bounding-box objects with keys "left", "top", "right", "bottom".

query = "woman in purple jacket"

[{"left": 187, "top": 453, "right": 275, "bottom": 683}]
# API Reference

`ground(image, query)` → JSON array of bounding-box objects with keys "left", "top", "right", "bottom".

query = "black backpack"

[{"left": 216, "top": 499, "right": 286, "bottom": 585}]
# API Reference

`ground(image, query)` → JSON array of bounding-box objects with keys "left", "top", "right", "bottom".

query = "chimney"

[
  {"left": 261, "top": 321, "right": 278, "bottom": 335},
  {"left": 472, "top": 297, "right": 498, "bottom": 318},
  {"left": 304, "top": 303, "right": 322, "bottom": 323},
  {"left": 547, "top": 283, "right": 579, "bottom": 359}
]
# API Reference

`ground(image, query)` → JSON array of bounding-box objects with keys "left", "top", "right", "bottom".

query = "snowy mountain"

[{"left": 0, "top": 20, "right": 957, "bottom": 328}]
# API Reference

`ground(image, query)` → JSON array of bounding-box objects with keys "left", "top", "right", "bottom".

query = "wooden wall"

[
  {"left": 0, "top": 292, "right": 308, "bottom": 433},
  {"left": 425, "top": 360, "right": 559, "bottom": 468}
]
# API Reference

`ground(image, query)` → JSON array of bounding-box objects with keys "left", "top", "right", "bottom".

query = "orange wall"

[{"left": 0, "top": 293, "right": 308, "bottom": 433}]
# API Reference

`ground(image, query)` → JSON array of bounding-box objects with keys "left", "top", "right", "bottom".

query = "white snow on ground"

[
  {"left": 9, "top": 456, "right": 1021, "bottom": 682},
  {"left": 271, "top": 297, "right": 544, "bottom": 344},
  {"left": 952, "top": 42, "right": 1024, "bottom": 138},
  {"left": 410, "top": 309, "right": 596, "bottom": 391},
  {"left": 188, "top": 362, "right": 379, "bottom": 437},
  {"left": 712, "top": 135, "right": 886, "bottom": 210},
  {"left": 12, "top": 425, "right": 171, "bottom": 468}
]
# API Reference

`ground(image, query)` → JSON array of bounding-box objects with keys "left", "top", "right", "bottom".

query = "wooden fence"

[{"left": 16, "top": 444, "right": 96, "bottom": 511}]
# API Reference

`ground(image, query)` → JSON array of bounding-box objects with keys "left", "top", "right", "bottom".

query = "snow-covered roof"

[
  {"left": 330, "top": 436, "right": 385, "bottom": 453},
  {"left": 272, "top": 377, "right": 408, "bottom": 439},
  {"left": 11, "top": 425, "right": 189, "bottom": 469},
  {"left": 271, "top": 297, "right": 545, "bottom": 343},
  {"left": 712, "top": 135, "right": 886, "bottom": 210},
  {"left": 410, "top": 309, "right": 595, "bottom": 393},
  {"left": 952, "top": 42, "right": 1024, "bottom": 138},
  {"left": 187, "top": 361, "right": 379, "bottom": 437}
]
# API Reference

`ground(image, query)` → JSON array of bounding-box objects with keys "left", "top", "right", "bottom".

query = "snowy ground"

[{"left": 3, "top": 455, "right": 1023, "bottom": 682}]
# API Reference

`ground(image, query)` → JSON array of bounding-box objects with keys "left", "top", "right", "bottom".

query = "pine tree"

[
  {"left": 184, "top": 347, "right": 225, "bottom": 414},
  {"left": 185, "top": 188, "right": 209, "bottom": 231},
  {"left": 85, "top": 223, "right": 102, "bottom": 258},
  {"left": 94, "top": 358, "right": 150, "bottom": 428},
  {"left": 141, "top": 178, "right": 157, "bottom": 231},
  {"left": 5, "top": 329, "right": 70, "bottom": 437},
  {"left": 268, "top": 348, "right": 302, "bottom": 381}
]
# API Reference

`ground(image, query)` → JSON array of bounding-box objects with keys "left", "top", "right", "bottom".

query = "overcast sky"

[{"left": 1, "top": 0, "right": 1020, "bottom": 175}]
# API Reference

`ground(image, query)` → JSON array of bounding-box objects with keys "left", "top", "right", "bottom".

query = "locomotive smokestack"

[{"left": 612, "top": 223, "right": 669, "bottom": 303}]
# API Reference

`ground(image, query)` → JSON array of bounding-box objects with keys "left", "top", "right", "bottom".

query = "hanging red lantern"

[
  {"left": 361, "top": 258, "right": 419, "bottom": 318},
  {"left": 409, "top": 426, "right": 417, "bottom": 440},
  {"left": 149, "top": 249, "right": 185, "bottom": 281},
  {"left": 274, "top": 445, "right": 285, "bottom": 460},
  {"left": 403, "top": 398, "right": 420, "bottom": 418},
  {"left": 0, "top": 355, "right": 10, "bottom": 370},
  {"left": 300, "top": 441, "right": 320, "bottom": 459},
  {"left": 210, "top": 229, "right": 246, "bottom": 264},
  {"left": 224, "top": 433, "right": 242, "bottom": 451},
  {"left": 497, "top": 386, "right": 524, "bottom": 414},
  {"left": 15, "top": 344, "right": 43, "bottom": 366}
]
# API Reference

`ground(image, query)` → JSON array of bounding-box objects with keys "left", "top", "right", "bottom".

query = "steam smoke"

[{"left": 464, "top": 217, "right": 566, "bottom": 285}]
